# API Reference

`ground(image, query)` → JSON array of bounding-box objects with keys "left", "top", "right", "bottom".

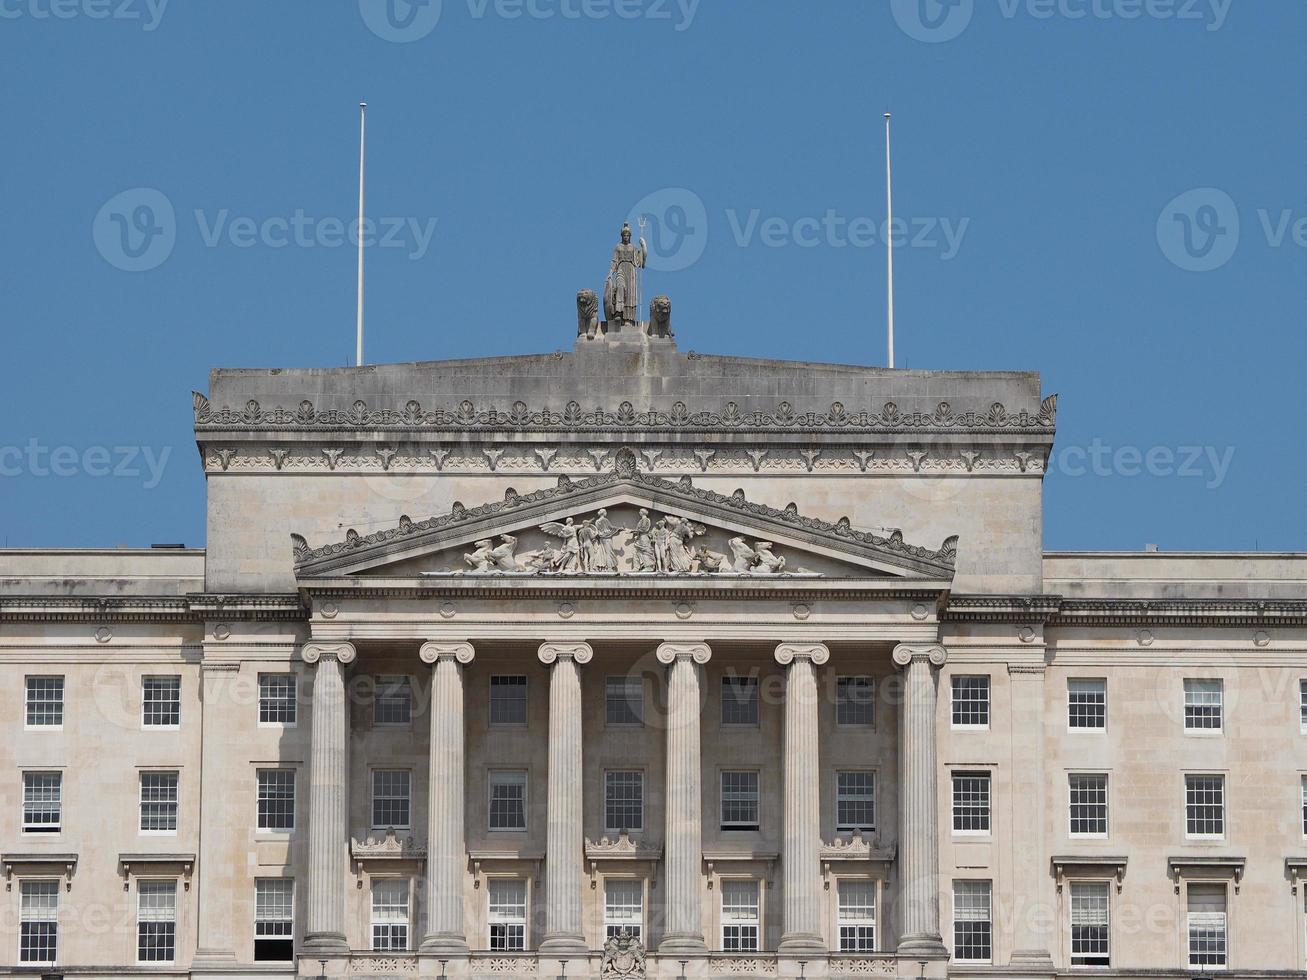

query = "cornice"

[
  {"left": 946, "top": 595, "right": 1307, "bottom": 628},
  {"left": 0, "top": 593, "right": 305, "bottom": 624}
]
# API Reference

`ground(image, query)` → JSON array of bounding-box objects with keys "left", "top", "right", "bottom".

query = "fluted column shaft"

[
  {"left": 302, "top": 642, "right": 356, "bottom": 954},
  {"left": 893, "top": 644, "right": 948, "bottom": 956},
  {"left": 775, "top": 643, "right": 829, "bottom": 954},
  {"left": 657, "top": 642, "right": 712, "bottom": 954},
  {"left": 538, "top": 642, "right": 592, "bottom": 953},
  {"left": 420, "top": 642, "right": 475, "bottom": 953}
]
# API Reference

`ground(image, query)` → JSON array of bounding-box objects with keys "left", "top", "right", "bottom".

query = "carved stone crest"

[{"left": 600, "top": 928, "right": 646, "bottom": 980}]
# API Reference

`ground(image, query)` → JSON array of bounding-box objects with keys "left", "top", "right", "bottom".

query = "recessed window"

[
  {"left": 25, "top": 676, "right": 64, "bottom": 728},
  {"left": 372, "top": 770, "right": 411, "bottom": 830},
  {"left": 1184, "top": 679, "right": 1223, "bottom": 732},
  {"left": 836, "top": 676, "right": 875, "bottom": 727},
  {"left": 1068, "top": 678, "right": 1106, "bottom": 731},
  {"left": 837, "top": 880, "right": 876, "bottom": 952},
  {"left": 257, "top": 770, "right": 296, "bottom": 832},
  {"left": 489, "top": 771, "right": 527, "bottom": 831},
  {"left": 140, "top": 771, "right": 180, "bottom": 833},
  {"left": 952, "top": 772, "right": 991, "bottom": 834},
  {"left": 721, "top": 675, "right": 759, "bottom": 726},
  {"left": 142, "top": 676, "right": 181, "bottom": 728},
  {"left": 254, "top": 879, "right": 294, "bottom": 961},
  {"left": 1301, "top": 777, "right": 1307, "bottom": 837},
  {"left": 22, "top": 772, "right": 62, "bottom": 834},
  {"left": 1070, "top": 881, "right": 1110, "bottom": 967},
  {"left": 606, "top": 676, "right": 643, "bottom": 726},
  {"left": 488, "top": 879, "right": 527, "bottom": 951},
  {"left": 951, "top": 676, "right": 990, "bottom": 728},
  {"left": 605, "top": 771, "right": 644, "bottom": 833},
  {"left": 137, "top": 880, "right": 177, "bottom": 963},
  {"left": 953, "top": 880, "right": 993, "bottom": 963},
  {"left": 258, "top": 674, "right": 297, "bottom": 725},
  {"left": 1300, "top": 680, "right": 1307, "bottom": 733},
  {"left": 1187, "top": 882, "right": 1227, "bottom": 968},
  {"left": 604, "top": 879, "right": 644, "bottom": 941},
  {"left": 1069, "top": 774, "right": 1108, "bottom": 837},
  {"left": 370, "top": 879, "right": 410, "bottom": 951},
  {"left": 374, "top": 676, "right": 413, "bottom": 726},
  {"left": 720, "top": 880, "right": 760, "bottom": 952},
  {"left": 490, "top": 675, "right": 528, "bottom": 726},
  {"left": 1185, "top": 774, "right": 1225, "bottom": 838},
  {"left": 19, "top": 880, "right": 59, "bottom": 964},
  {"left": 721, "top": 771, "right": 760, "bottom": 831},
  {"left": 836, "top": 771, "right": 876, "bottom": 832}
]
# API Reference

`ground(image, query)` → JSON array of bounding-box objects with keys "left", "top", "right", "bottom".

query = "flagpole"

[
  {"left": 356, "top": 102, "right": 367, "bottom": 368},
  {"left": 884, "top": 111, "right": 895, "bottom": 369}
]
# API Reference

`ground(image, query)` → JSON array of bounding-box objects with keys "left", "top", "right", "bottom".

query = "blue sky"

[{"left": 1, "top": 0, "right": 1303, "bottom": 553}]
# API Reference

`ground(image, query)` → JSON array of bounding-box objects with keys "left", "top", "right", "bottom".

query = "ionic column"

[
  {"left": 193, "top": 657, "right": 241, "bottom": 968},
  {"left": 892, "top": 644, "right": 948, "bottom": 956},
  {"left": 419, "top": 642, "right": 475, "bottom": 953},
  {"left": 537, "top": 641, "right": 592, "bottom": 953},
  {"left": 301, "top": 641, "right": 356, "bottom": 955},
  {"left": 775, "top": 643, "right": 829, "bottom": 954},
  {"left": 656, "top": 642, "right": 712, "bottom": 955}
]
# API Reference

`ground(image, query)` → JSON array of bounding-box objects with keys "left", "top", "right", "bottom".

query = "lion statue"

[
  {"left": 577, "top": 288, "right": 600, "bottom": 340},
  {"left": 648, "top": 295, "right": 672, "bottom": 338}
]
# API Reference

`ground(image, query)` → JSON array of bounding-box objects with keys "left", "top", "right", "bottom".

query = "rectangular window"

[
  {"left": 1070, "top": 881, "right": 1111, "bottom": 967},
  {"left": 1185, "top": 774, "right": 1225, "bottom": 838},
  {"left": 142, "top": 676, "right": 181, "bottom": 728},
  {"left": 1187, "top": 883, "right": 1227, "bottom": 968},
  {"left": 489, "top": 771, "right": 527, "bottom": 831},
  {"left": 254, "top": 879, "right": 295, "bottom": 961},
  {"left": 1069, "top": 774, "right": 1108, "bottom": 837},
  {"left": 605, "top": 771, "right": 644, "bottom": 832},
  {"left": 23, "top": 772, "right": 62, "bottom": 834},
  {"left": 953, "top": 880, "right": 993, "bottom": 963},
  {"left": 1184, "top": 679, "right": 1223, "bottom": 732},
  {"left": 19, "top": 880, "right": 58, "bottom": 964},
  {"left": 1300, "top": 680, "right": 1307, "bottom": 732},
  {"left": 490, "top": 675, "right": 528, "bottom": 726},
  {"left": 838, "top": 880, "right": 876, "bottom": 952},
  {"left": 488, "top": 879, "right": 527, "bottom": 951},
  {"left": 257, "top": 770, "right": 296, "bottom": 832},
  {"left": 374, "top": 676, "right": 413, "bottom": 726},
  {"left": 372, "top": 770, "right": 412, "bottom": 829},
  {"left": 140, "top": 771, "right": 180, "bottom": 833},
  {"left": 1068, "top": 678, "right": 1107, "bottom": 731},
  {"left": 370, "top": 879, "right": 409, "bottom": 951},
  {"left": 137, "top": 880, "right": 177, "bottom": 963},
  {"left": 836, "top": 676, "right": 875, "bottom": 727},
  {"left": 952, "top": 772, "right": 991, "bottom": 834},
  {"left": 25, "top": 676, "right": 64, "bottom": 728},
  {"left": 1302, "top": 776, "right": 1307, "bottom": 837},
  {"left": 721, "top": 771, "right": 760, "bottom": 831},
  {"left": 951, "top": 676, "right": 990, "bottom": 728},
  {"left": 720, "top": 880, "right": 760, "bottom": 952},
  {"left": 604, "top": 879, "right": 644, "bottom": 941},
  {"left": 721, "top": 675, "right": 759, "bottom": 726},
  {"left": 606, "top": 675, "right": 644, "bottom": 726},
  {"left": 258, "top": 674, "right": 297, "bottom": 725},
  {"left": 836, "top": 771, "right": 876, "bottom": 831}
]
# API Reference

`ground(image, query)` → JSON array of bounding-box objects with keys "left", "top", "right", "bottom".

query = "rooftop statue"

[{"left": 603, "top": 222, "right": 647, "bottom": 326}]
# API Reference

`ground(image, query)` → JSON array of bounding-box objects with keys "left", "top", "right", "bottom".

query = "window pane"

[
  {"left": 259, "top": 674, "right": 297, "bottom": 725},
  {"left": 255, "top": 879, "right": 294, "bottom": 961},
  {"left": 836, "top": 771, "right": 876, "bottom": 831},
  {"left": 140, "top": 772, "right": 180, "bottom": 832},
  {"left": 1068, "top": 678, "right": 1106, "bottom": 730},
  {"left": 489, "top": 772, "right": 527, "bottom": 831},
  {"left": 490, "top": 675, "right": 528, "bottom": 725},
  {"left": 605, "top": 771, "right": 644, "bottom": 832},
  {"left": 836, "top": 676, "right": 874, "bottom": 726},
  {"left": 1185, "top": 775, "right": 1224, "bottom": 836},
  {"left": 1070, "top": 881, "right": 1110, "bottom": 966},
  {"left": 26, "top": 676, "right": 64, "bottom": 727},
  {"left": 20, "top": 881, "right": 59, "bottom": 964},
  {"left": 1069, "top": 774, "right": 1108, "bottom": 836},
  {"left": 721, "top": 771, "right": 760, "bottom": 830},
  {"left": 1187, "top": 884, "right": 1227, "bottom": 967},
  {"left": 606, "top": 676, "right": 643, "bottom": 726},
  {"left": 137, "top": 881, "right": 177, "bottom": 962},
  {"left": 371, "top": 880, "right": 409, "bottom": 952},
  {"left": 489, "top": 879, "right": 527, "bottom": 952},
  {"left": 258, "top": 770, "right": 296, "bottom": 831},
  {"left": 951, "top": 676, "right": 990, "bottom": 727},
  {"left": 23, "top": 772, "right": 62, "bottom": 833},
  {"left": 605, "top": 880, "right": 643, "bottom": 940},
  {"left": 142, "top": 676, "right": 181, "bottom": 727},
  {"left": 1184, "top": 679, "right": 1223, "bottom": 731},
  {"left": 721, "top": 880, "right": 760, "bottom": 952},
  {"left": 375, "top": 676, "right": 413, "bottom": 725},
  {"left": 721, "top": 676, "right": 759, "bottom": 726},
  {"left": 953, "top": 881, "right": 992, "bottom": 962},
  {"left": 838, "top": 880, "right": 876, "bottom": 952},
  {"left": 372, "top": 770, "right": 411, "bottom": 828},
  {"left": 952, "top": 773, "right": 991, "bottom": 833}
]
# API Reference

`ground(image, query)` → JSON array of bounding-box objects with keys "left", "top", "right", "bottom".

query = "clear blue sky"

[{"left": 2, "top": 0, "right": 1303, "bottom": 553}]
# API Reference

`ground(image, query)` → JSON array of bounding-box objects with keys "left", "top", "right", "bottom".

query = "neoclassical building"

[{"left": 5, "top": 259, "right": 1307, "bottom": 979}]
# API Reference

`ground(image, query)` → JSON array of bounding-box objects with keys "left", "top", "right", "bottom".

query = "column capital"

[
  {"left": 420, "top": 641, "right": 475, "bottom": 665},
  {"left": 892, "top": 643, "right": 947, "bottom": 669},
  {"left": 301, "top": 641, "right": 356, "bottom": 665},
  {"left": 657, "top": 642, "right": 711, "bottom": 665},
  {"left": 538, "top": 641, "right": 593, "bottom": 666},
  {"left": 774, "top": 642, "right": 829, "bottom": 666}
]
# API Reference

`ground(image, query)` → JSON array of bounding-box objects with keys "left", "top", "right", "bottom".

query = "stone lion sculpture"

[
  {"left": 648, "top": 294, "right": 672, "bottom": 337},
  {"left": 577, "top": 288, "right": 600, "bottom": 340}
]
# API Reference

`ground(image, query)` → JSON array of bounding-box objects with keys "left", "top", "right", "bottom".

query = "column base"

[
  {"left": 777, "top": 933, "right": 827, "bottom": 955},
  {"left": 420, "top": 933, "right": 470, "bottom": 954},
  {"left": 539, "top": 934, "right": 588, "bottom": 954},
  {"left": 896, "top": 933, "right": 948, "bottom": 957},
  {"left": 658, "top": 934, "right": 709, "bottom": 955},
  {"left": 303, "top": 931, "right": 350, "bottom": 954}
]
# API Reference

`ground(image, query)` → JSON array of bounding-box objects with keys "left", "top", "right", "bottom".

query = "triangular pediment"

[{"left": 293, "top": 451, "right": 957, "bottom": 581}]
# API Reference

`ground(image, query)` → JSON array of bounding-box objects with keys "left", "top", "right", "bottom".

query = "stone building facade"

[{"left": 4, "top": 311, "right": 1307, "bottom": 979}]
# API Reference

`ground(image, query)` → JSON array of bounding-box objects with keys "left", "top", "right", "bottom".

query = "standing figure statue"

[
  {"left": 592, "top": 509, "right": 620, "bottom": 571},
  {"left": 604, "top": 222, "right": 647, "bottom": 325},
  {"left": 629, "top": 508, "right": 656, "bottom": 571}
]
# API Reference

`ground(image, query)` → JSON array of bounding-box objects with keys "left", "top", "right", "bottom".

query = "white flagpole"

[
  {"left": 884, "top": 111, "right": 895, "bottom": 369},
  {"left": 356, "top": 102, "right": 367, "bottom": 367}
]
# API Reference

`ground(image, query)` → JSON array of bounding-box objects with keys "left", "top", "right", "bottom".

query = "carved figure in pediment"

[
  {"left": 664, "top": 515, "right": 704, "bottom": 572},
  {"left": 728, "top": 536, "right": 758, "bottom": 573},
  {"left": 489, "top": 534, "right": 521, "bottom": 572},
  {"left": 592, "top": 509, "right": 620, "bottom": 570},
  {"left": 540, "top": 518, "right": 583, "bottom": 572},
  {"left": 651, "top": 519, "right": 670, "bottom": 572},
  {"left": 464, "top": 539, "right": 496, "bottom": 572},
  {"left": 695, "top": 546, "right": 728, "bottom": 573},
  {"left": 628, "top": 509, "right": 656, "bottom": 571},
  {"left": 754, "top": 541, "right": 786, "bottom": 574}
]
